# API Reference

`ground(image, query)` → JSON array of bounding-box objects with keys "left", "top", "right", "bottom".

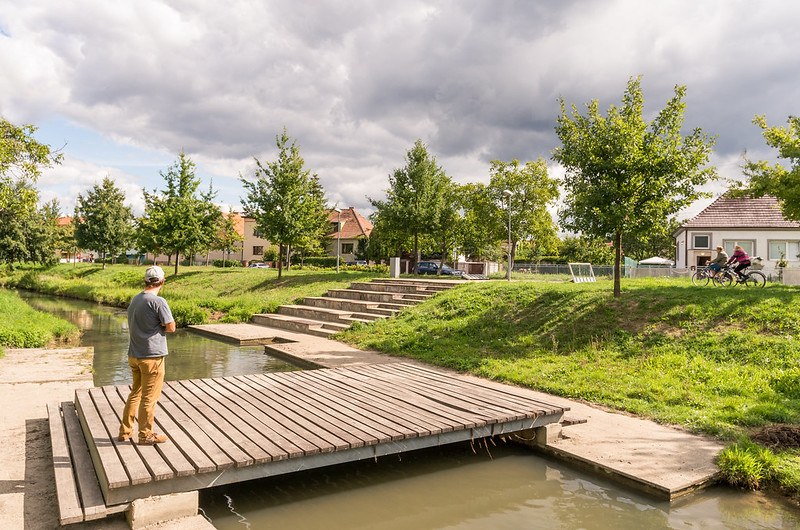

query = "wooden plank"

[
  {"left": 176, "top": 380, "right": 276, "bottom": 463},
  {"left": 318, "top": 366, "right": 481, "bottom": 429},
  {"left": 286, "top": 370, "right": 427, "bottom": 439},
  {"left": 253, "top": 373, "right": 382, "bottom": 446},
  {"left": 108, "top": 386, "right": 194, "bottom": 478},
  {"left": 61, "top": 402, "right": 109, "bottom": 518},
  {"left": 367, "top": 364, "right": 526, "bottom": 422},
  {"left": 302, "top": 368, "right": 460, "bottom": 434},
  {"left": 199, "top": 378, "right": 306, "bottom": 458},
  {"left": 74, "top": 389, "right": 131, "bottom": 492},
  {"left": 220, "top": 376, "right": 329, "bottom": 455},
  {"left": 47, "top": 402, "right": 84, "bottom": 525},
  {"left": 87, "top": 387, "right": 164, "bottom": 483},
  {"left": 157, "top": 388, "right": 235, "bottom": 471},
  {"left": 233, "top": 375, "right": 352, "bottom": 451},
  {"left": 278, "top": 370, "right": 406, "bottom": 441},
  {"left": 160, "top": 383, "right": 256, "bottom": 467},
  {"left": 395, "top": 363, "right": 566, "bottom": 412}
]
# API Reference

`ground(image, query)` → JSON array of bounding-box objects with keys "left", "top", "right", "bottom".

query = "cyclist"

[
  {"left": 707, "top": 246, "right": 728, "bottom": 276},
  {"left": 727, "top": 245, "right": 751, "bottom": 282}
]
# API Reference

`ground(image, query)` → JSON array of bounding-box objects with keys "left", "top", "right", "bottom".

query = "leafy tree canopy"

[
  {"left": 369, "top": 139, "right": 450, "bottom": 266},
  {"left": 553, "top": 76, "right": 716, "bottom": 296},
  {"left": 240, "top": 130, "right": 328, "bottom": 278},
  {"left": 139, "top": 152, "right": 222, "bottom": 275},
  {"left": 74, "top": 177, "right": 134, "bottom": 268},
  {"left": 737, "top": 115, "right": 800, "bottom": 220}
]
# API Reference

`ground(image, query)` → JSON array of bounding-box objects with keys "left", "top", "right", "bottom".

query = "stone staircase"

[{"left": 251, "top": 278, "right": 464, "bottom": 338}]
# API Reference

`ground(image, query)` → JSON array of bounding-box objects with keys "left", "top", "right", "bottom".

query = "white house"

[{"left": 673, "top": 194, "right": 800, "bottom": 274}]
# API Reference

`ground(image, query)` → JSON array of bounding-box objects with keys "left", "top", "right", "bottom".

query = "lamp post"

[
  {"left": 502, "top": 190, "right": 513, "bottom": 281},
  {"left": 333, "top": 207, "right": 341, "bottom": 273}
]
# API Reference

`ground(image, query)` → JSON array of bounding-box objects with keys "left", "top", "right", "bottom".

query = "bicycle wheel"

[
  {"left": 713, "top": 272, "right": 733, "bottom": 287},
  {"left": 743, "top": 270, "right": 766, "bottom": 288},
  {"left": 691, "top": 270, "right": 709, "bottom": 286}
]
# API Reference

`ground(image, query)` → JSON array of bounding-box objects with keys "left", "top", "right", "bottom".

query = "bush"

[
  {"left": 169, "top": 301, "right": 210, "bottom": 327},
  {"left": 212, "top": 259, "right": 242, "bottom": 268},
  {"left": 299, "top": 256, "right": 338, "bottom": 268},
  {"left": 717, "top": 439, "right": 778, "bottom": 490}
]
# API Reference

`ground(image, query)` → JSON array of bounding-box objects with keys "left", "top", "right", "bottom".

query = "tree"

[
  {"left": 487, "top": 159, "right": 559, "bottom": 271},
  {"left": 138, "top": 152, "right": 222, "bottom": 275},
  {"left": 458, "top": 183, "right": 503, "bottom": 261},
  {"left": 369, "top": 140, "right": 450, "bottom": 268},
  {"left": 240, "top": 130, "right": 329, "bottom": 279},
  {"left": 558, "top": 235, "right": 615, "bottom": 264},
  {"left": 0, "top": 118, "right": 62, "bottom": 266},
  {"left": 621, "top": 217, "right": 682, "bottom": 261},
  {"left": 214, "top": 212, "right": 244, "bottom": 265},
  {"left": 553, "top": 77, "right": 716, "bottom": 296},
  {"left": 737, "top": 115, "right": 800, "bottom": 220},
  {"left": 74, "top": 177, "right": 134, "bottom": 269},
  {"left": 429, "top": 180, "right": 462, "bottom": 274}
]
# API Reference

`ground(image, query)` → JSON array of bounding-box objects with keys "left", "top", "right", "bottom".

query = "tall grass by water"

[{"left": 0, "top": 289, "right": 79, "bottom": 355}]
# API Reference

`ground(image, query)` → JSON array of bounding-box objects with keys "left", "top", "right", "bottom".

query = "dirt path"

[{"left": 0, "top": 348, "right": 133, "bottom": 529}]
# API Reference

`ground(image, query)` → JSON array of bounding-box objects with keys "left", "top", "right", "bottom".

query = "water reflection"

[{"left": 17, "top": 291, "right": 296, "bottom": 385}]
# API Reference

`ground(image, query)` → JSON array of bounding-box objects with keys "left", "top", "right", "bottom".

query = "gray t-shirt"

[{"left": 127, "top": 291, "right": 174, "bottom": 358}]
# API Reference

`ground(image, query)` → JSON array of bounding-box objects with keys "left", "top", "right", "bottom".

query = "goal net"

[{"left": 568, "top": 262, "right": 596, "bottom": 283}]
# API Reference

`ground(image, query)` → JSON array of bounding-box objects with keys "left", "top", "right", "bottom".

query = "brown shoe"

[{"left": 138, "top": 432, "right": 168, "bottom": 445}]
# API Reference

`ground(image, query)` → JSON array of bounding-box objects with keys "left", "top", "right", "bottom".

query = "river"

[{"left": 19, "top": 291, "right": 800, "bottom": 529}]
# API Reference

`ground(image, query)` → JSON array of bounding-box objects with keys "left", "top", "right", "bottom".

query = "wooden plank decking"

[{"left": 73, "top": 362, "right": 566, "bottom": 505}]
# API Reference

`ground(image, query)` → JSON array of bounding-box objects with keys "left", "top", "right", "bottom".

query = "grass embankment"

[
  {"left": 339, "top": 277, "right": 800, "bottom": 497},
  {"left": 0, "top": 289, "right": 79, "bottom": 357},
  {"left": 0, "top": 263, "right": 386, "bottom": 327}
]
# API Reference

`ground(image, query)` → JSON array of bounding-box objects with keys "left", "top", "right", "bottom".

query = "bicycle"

[
  {"left": 691, "top": 266, "right": 732, "bottom": 287},
  {"left": 721, "top": 264, "right": 767, "bottom": 288}
]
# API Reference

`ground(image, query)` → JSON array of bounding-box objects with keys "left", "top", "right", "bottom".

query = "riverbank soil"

[{"left": 0, "top": 348, "right": 212, "bottom": 529}]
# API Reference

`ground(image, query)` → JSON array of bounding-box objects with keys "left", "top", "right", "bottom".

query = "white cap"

[{"left": 144, "top": 266, "right": 165, "bottom": 283}]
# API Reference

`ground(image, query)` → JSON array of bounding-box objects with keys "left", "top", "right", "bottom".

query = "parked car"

[
  {"left": 248, "top": 262, "right": 270, "bottom": 268},
  {"left": 346, "top": 260, "right": 368, "bottom": 266},
  {"left": 415, "top": 261, "right": 464, "bottom": 276}
]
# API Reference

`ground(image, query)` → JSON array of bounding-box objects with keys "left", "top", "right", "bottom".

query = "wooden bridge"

[{"left": 49, "top": 362, "right": 566, "bottom": 524}]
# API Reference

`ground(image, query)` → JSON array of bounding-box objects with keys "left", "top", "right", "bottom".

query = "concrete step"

[
  {"left": 278, "top": 304, "right": 384, "bottom": 323},
  {"left": 303, "top": 297, "right": 403, "bottom": 317},
  {"left": 349, "top": 281, "right": 448, "bottom": 294},
  {"left": 374, "top": 278, "right": 465, "bottom": 289},
  {"left": 251, "top": 313, "right": 346, "bottom": 338},
  {"left": 326, "top": 289, "right": 429, "bottom": 304}
]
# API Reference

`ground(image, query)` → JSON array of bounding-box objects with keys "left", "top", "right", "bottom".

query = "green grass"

[
  {"left": 0, "top": 289, "right": 79, "bottom": 354},
  {"left": 0, "top": 263, "right": 387, "bottom": 327}
]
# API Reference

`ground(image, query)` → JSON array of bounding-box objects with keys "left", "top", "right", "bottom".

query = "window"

[
  {"left": 341, "top": 243, "right": 354, "bottom": 254},
  {"left": 723, "top": 240, "right": 754, "bottom": 256},
  {"left": 692, "top": 234, "right": 711, "bottom": 249},
  {"left": 769, "top": 241, "right": 800, "bottom": 261},
  {"left": 330, "top": 222, "right": 340, "bottom": 232},
  {"left": 253, "top": 228, "right": 263, "bottom": 238},
  {"left": 253, "top": 246, "right": 263, "bottom": 255}
]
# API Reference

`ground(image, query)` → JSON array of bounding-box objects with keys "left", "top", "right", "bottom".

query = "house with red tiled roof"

[
  {"left": 674, "top": 194, "right": 800, "bottom": 273},
  {"left": 326, "top": 207, "right": 373, "bottom": 263}
]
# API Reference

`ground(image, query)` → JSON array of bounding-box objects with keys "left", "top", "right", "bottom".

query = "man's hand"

[{"left": 164, "top": 321, "right": 177, "bottom": 333}]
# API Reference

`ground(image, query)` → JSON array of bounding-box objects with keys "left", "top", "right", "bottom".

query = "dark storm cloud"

[{"left": 2, "top": 0, "right": 800, "bottom": 214}]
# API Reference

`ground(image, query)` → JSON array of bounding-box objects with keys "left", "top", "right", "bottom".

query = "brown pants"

[{"left": 119, "top": 356, "right": 165, "bottom": 440}]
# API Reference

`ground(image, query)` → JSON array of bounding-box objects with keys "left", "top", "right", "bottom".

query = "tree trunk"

[
  {"left": 614, "top": 232, "right": 622, "bottom": 297},
  {"left": 414, "top": 232, "right": 420, "bottom": 271},
  {"left": 277, "top": 244, "right": 284, "bottom": 278},
  {"left": 102, "top": 251, "right": 106, "bottom": 269},
  {"left": 174, "top": 254, "right": 179, "bottom": 276}
]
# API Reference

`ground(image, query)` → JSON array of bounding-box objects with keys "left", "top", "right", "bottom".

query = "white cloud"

[{"left": 2, "top": 0, "right": 799, "bottom": 219}]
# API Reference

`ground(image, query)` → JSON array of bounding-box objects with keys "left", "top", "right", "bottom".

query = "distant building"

[
  {"left": 674, "top": 194, "right": 800, "bottom": 273},
  {"left": 326, "top": 207, "right": 373, "bottom": 263}
]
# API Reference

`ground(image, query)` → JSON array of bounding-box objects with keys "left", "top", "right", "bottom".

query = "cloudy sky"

[{"left": 1, "top": 1, "right": 798, "bottom": 219}]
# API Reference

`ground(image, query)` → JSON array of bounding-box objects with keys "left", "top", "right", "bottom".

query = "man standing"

[{"left": 118, "top": 265, "right": 176, "bottom": 445}]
